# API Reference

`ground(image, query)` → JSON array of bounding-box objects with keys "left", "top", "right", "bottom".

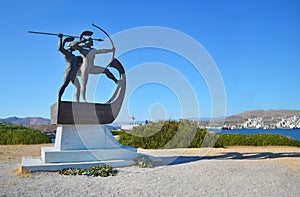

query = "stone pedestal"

[
  {"left": 22, "top": 102, "right": 159, "bottom": 172},
  {"left": 22, "top": 124, "right": 143, "bottom": 172}
]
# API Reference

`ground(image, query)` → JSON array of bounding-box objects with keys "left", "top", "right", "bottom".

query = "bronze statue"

[
  {"left": 57, "top": 33, "right": 84, "bottom": 102},
  {"left": 29, "top": 25, "right": 127, "bottom": 124},
  {"left": 28, "top": 26, "right": 122, "bottom": 105},
  {"left": 71, "top": 31, "right": 118, "bottom": 102}
]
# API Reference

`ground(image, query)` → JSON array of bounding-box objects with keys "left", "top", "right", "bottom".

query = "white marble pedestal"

[{"left": 22, "top": 125, "right": 147, "bottom": 172}]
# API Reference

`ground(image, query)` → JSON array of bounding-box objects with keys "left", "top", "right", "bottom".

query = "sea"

[
  {"left": 221, "top": 128, "right": 300, "bottom": 140},
  {"left": 50, "top": 128, "right": 300, "bottom": 143}
]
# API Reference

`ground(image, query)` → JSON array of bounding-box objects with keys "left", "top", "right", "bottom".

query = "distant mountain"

[
  {"left": 188, "top": 109, "right": 300, "bottom": 126},
  {"left": 0, "top": 117, "right": 50, "bottom": 125},
  {"left": 225, "top": 109, "right": 300, "bottom": 124}
]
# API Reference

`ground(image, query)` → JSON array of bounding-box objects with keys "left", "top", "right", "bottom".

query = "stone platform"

[{"left": 21, "top": 125, "right": 158, "bottom": 172}]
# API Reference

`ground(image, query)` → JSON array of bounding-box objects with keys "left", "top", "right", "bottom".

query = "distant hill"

[
  {"left": 225, "top": 109, "right": 300, "bottom": 124},
  {"left": 0, "top": 117, "right": 50, "bottom": 125}
]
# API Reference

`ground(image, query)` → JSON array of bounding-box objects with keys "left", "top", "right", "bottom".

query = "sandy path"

[{"left": 0, "top": 144, "right": 299, "bottom": 196}]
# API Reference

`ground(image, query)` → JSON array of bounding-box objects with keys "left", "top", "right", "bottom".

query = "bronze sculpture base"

[{"left": 51, "top": 101, "right": 116, "bottom": 124}]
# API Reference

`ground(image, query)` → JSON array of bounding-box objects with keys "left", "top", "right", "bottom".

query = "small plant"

[
  {"left": 16, "top": 165, "right": 32, "bottom": 177},
  {"left": 59, "top": 164, "right": 117, "bottom": 177},
  {"left": 133, "top": 155, "right": 153, "bottom": 168}
]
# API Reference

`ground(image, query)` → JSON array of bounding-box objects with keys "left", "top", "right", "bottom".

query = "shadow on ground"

[{"left": 160, "top": 151, "right": 300, "bottom": 166}]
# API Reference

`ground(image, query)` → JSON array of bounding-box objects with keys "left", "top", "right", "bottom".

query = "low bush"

[
  {"left": 118, "top": 120, "right": 217, "bottom": 149},
  {"left": 0, "top": 124, "right": 51, "bottom": 145},
  {"left": 110, "top": 130, "right": 122, "bottom": 136},
  {"left": 117, "top": 120, "right": 300, "bottom": 149},
  {"left": 215, "top": 134, "right": 300, "bottom": 147}
]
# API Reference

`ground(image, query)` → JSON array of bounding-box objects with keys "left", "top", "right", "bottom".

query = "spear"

[{"left": 28, "top": 30, "right": 103, "bottom": 41}]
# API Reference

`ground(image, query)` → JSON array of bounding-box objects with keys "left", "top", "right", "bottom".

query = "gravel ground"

[{"left": 0, "top": 146, "right": 299, "bottom": 196}]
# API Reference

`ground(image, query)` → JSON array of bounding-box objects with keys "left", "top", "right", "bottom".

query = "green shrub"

[
  {"left": 110, "top": 130, "right": 122, "bottom": 136},
  {"left": 117, "top": 120, "right": 300, "bottom": 149},
  {"left": 118, "top": 120, "right": 210, "bottom": 149},
  {"left": 0, "top": 124, "right": 51, "bottom": 145},
  {"left": 133, "top": 155, "right": 153, "bottom": 168},
  {"left": 215, "top": 134, "right": 300, "bottom": 147}
]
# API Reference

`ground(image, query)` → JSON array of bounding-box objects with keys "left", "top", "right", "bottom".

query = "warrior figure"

[
  {"left": 57, "top": 33, "right": 83, "bottom": 102},
  {"left": 72, "top": 31, "right": 118, "bottom": 102}
]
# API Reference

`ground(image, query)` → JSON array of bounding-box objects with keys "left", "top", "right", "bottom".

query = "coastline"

[
  {"left": 221, "top": 128, "right": 300, "bottom": 140},
  {"left": 0, "top": 144, "right": 299, "bottom": 196}
]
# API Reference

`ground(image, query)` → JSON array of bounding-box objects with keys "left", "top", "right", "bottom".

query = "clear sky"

[{"left": 0, "top": 0, "right": 299, "bottom": 122}]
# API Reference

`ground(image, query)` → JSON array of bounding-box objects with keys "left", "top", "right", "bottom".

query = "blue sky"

[{"left": 0, "top": 0, "right": 299, "bottom": 121}]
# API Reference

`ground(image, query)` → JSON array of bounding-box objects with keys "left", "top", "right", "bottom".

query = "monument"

[{"left": 22, "top": 24, "right": 157, "bottom": 171}]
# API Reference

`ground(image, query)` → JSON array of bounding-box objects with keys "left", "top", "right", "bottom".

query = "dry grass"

[
  {"left": 0, "top": 144, "right": 53, "bottom": 163},
  {"left": 8, "top": 165, "right": 33, "bottom": 177},
  {"left": 17, "top": 165, "right": 32, "bottom": 177}
]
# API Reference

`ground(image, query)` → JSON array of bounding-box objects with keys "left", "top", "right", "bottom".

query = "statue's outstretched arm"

[
  {"left": 57, "top": 34, "right": 68, "bottom": 55},
  {"left": 57, "top": 34, "right": 64, "bottom": 51},
  {"left": 68, "top": 39, "right": 87, "bottom": 53},
  {"left": 94, "top": 47, "right": 115, "bottom": 54},
  {"left": 71, "top": 39, "right": 87, "bottom": 48}
]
